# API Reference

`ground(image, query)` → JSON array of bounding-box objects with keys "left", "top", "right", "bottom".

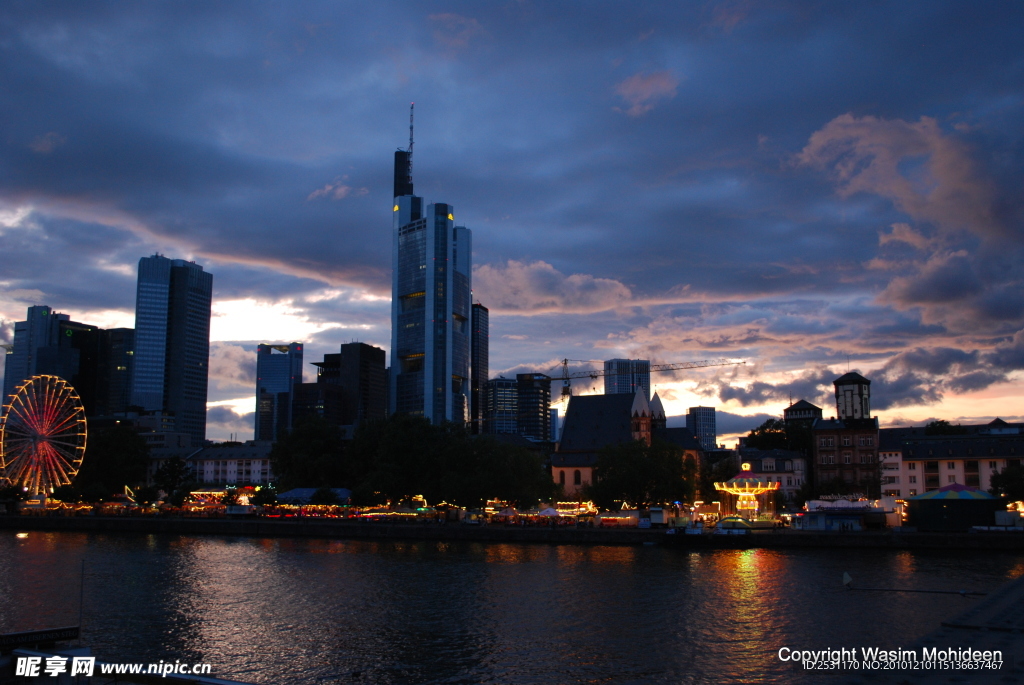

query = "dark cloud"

[{"left": 1, "top": 1, "right": 1022, "bottom": 426}]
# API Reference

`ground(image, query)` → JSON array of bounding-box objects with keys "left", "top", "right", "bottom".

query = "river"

[{"left": 2, "top": 531, "right": 1021, "bottom": 684}]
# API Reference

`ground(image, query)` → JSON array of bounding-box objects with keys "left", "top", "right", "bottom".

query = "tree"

[
  {"left": 346, "top": 416, "right": 558, "bottom": 509},
  {"left": 925, "top": 420, "right": 968, "bottom": 435},
  {"left": 154, "top": 457, "right": 191, "bottom": 493},
  {"left": 310, "top": 487, "right": 340, "bottom": 505},
  {"left": 133, "top": 486, "right": 161, "bottom": 504},
  {"left": 990, "top": 465, "right": 1024, "bottom": 501},
  {"left": 252, "top": 486, "right": 278, "bottom": 506},
  {"left": 74, "top": 423, "right": 150, "bottom": 497},
  {"left": 745, "top": 418, "right": 788, "bottom": 450},
  {"left": 269, "top": 416, "right": 347, "bottom": 490},
  {"left": 700, "top": 457, "right": 740, "bottom": 502},
  {"left": 587, "top": 439, "right": 697, "bottom": 510},
  {"left": 221, "top": 488, "right": 240, "bottom": 505}
]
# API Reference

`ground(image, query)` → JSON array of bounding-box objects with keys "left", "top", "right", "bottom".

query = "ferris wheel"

[{"left": 0, "top": 375, "right": 87, "bottom": 495}]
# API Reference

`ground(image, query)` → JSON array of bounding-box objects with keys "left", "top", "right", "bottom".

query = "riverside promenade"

[{"left": 5, "top": 515, "right": 1024, "bottom": 550}]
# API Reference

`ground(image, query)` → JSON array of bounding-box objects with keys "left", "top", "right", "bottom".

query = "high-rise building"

[
  {"left": 812, "top": 372, "right": 880, "bottom": 496},
  {"left": 687, "top": 406, "right": 717, "bottom": 451},
  {"left": 4, "top": 306, "right": 75, "bottom": 406},
  {"left": 603, "top": 359, "right": 651, "bottom": 400},
  {"left": 470, "top": 303, "right": 489, "bottom": 434},
  {"left": 97, "top": 328, "right": 135, "bottom": 416},
  {"left": 255, "top": 343, "right": 303, "bottom": 441},
  {"left": 3, "top": 307, "right": 137, "bottom": 418},
  {"left": 131, "top": 255, "right": 213, "bottom": 446},
  {"left": 517, "top": 373, "right": 552, "bottom": 442},
  {"left": 389, "top": 122, "right": 473, "bottom": 424},
  {"left": 484, "top": 377, "right": 518, "bottom": 434},
  {"left": 314, "top": 342, "right": 387, "bottom": 425}
]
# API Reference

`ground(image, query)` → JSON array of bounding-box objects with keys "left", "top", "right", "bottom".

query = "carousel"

[{"left": 714, "top": 462, "right": 780, "bottom": 521}]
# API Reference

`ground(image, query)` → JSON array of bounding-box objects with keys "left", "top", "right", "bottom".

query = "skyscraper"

[
  {"left": 484, "top": 377, "right": 518, "bottom": 434},
  {"left": 687, "top": 406, "right": 717, "bottom": 451},
  {"left": 255, "top": 343, "right": 303, "bottom": 441},
  {"left": 517, "top": 373, "right": 552, "bottom": 441},
  {"left": 3, "top": 307, "right": 135, "bottom": 418},
  {"left": 131, "top": 255, "right": 213, "bottom": 446},
  {"left": 470, "top": 303, "right": 489, "bottom": 434},
  {"left": 313, "top": 342, "right": 387, "bottom": 424},
  {"left": 603, "top": 358, "right": 651, "bottom": 400},
  {"left": 389, "top": 115, "right": 473, "bottom": 423}
]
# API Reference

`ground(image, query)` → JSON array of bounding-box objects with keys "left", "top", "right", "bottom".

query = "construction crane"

[{"left": 551, "top": 358, "right": 745, "bottom": 401}]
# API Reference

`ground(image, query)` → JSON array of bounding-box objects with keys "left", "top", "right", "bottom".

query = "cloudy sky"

[{"left": 1, "top": 1, "right": 1022, "bottom": 442}]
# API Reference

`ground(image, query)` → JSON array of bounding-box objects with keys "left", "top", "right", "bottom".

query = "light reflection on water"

[{"left": 1, "top": 531, "right": 1021, "bottom": 684}]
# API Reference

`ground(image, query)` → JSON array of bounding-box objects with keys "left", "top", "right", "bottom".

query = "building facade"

[
  {"left": 553, "top": 390, "right": 653, "bottom": 496},
  {"left": 313, "top": 342, "right": 387, "bottom": 425},
  {"left": 603, "top": 358, "right": 651, "bottom": 400},
  {"left": 687, "top": 406, "right": 718, "bottom": 451},
  {"left": 3, "top": 306, "right": 92, "bottom": 408},
  {"left": 131, "top": 255, "right": 213, "bottom": 446},
  {"left": 738, "top": 448, "right": 806, "bottom": 502},
  {"left": 189, "top": 440, "right": 274, "bottom": 486},
  {"left": 516, "top": 373, "right": 552, "bottom": 442},
  {"left": 2, "top": 306, "right": 133, "bottom": 418},
  {"left": 470, "top": 303, "right": 489, "bottom": 434},
  {"left": 812, "top": 372, "right": 880, "bottom": 496},
  {"left": 389, "top": 143, "right": 473, "bottom": 424},
  {"left": 879, "top": 419, "right": 1024, "bottom": 498},
  {"left": 484, "top": 377, "right": 518, "bottom": 434},
  {"left": 255, "top": 343, "right": 303, "bottom": 441}
]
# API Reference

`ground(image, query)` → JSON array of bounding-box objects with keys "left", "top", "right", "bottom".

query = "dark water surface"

[{"left": 1, "top": 531, "right": 1021, "bottom": 684}]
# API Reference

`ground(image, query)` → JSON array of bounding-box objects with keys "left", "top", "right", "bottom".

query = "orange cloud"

[{"left": 615, "top": 71, "right": 679, "bottom": 117}]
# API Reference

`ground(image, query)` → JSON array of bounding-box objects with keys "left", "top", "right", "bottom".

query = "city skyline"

[{"left": 1, "top": 3, "right": 1022, "bottom": 441}]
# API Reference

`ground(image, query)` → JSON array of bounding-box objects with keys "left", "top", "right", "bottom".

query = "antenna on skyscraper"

[{"left": 408, "top": 102, "right": 415, "bottom": 179}]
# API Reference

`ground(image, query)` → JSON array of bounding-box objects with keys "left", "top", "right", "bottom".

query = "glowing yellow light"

[
  {"left": 393, "top": 205, "right": 399, "bottom": 212},
  {"left": 16, "top": 533, "right": 28, "bottom": 538},
  {"left": 741, "top": 462, "right": 751, "bottom": 471},
  {"left": 447, "top": 213, "right": 454, "bottom": 220}
]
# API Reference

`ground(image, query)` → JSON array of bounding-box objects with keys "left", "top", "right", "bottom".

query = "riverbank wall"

[{"left": 4, "top": 515, "right": 1024, "bottom": 550}]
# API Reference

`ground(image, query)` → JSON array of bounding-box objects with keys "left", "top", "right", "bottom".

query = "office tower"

[
  {"left": 470, "top": 303, "right": 489, "bottom": 434},
  {"left": 313, "top": 342, "right": 387, "bottom": 425},
  {"left": 517, "top": 373, "right": 552, "bottom": 441},
  {"left": 3, "top": 306, "right": 102, "bottom": 414},
  {"left": 3, "top": 307, "right": 138, "bottom": 418},
  {"left": 550, "top": 407, "right": 560, "bottom": 442},
  {"left": 484, "top": 377, "right": 518, "bottom": 434},
  {"left": 290, "top": 382, "right": 345, "bottom": 427},
  {"left": 389, "top": 119, "right": 473, "bottom": 423},
  {"left": 4, "top": 306, "right": 72, "bottom": 404},
  {"left": 98, "top": 328, "right": 135, "bottom": 416},
  {"left": 255, "top": 343, "right": 303, "bottom": 441},
  {"left": 131, "top": 254, "right": 213, "bottom": 446},
  {"left": 687, "top": 406, "right": 717, "bottom": 451},
  {"left": 603, "top": 358, "right": 651, "bottom": 400}
]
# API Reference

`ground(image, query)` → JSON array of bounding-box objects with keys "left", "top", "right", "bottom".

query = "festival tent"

[{"left": 907, "top": 483, "right": 1001, "bottom": 532}]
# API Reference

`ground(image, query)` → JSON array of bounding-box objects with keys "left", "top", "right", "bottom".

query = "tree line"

[{"left": 271, "top": 414, "right": 558, "bottom": 508}]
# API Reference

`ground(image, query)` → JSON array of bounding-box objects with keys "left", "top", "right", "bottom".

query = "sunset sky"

[{"left": 1, "top": 2, "right": 1022, "bottom": 442}]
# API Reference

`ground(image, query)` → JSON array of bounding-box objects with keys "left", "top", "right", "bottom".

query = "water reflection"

[{"left": 1, "top": 532, "right": 1021, "bottom": 684}]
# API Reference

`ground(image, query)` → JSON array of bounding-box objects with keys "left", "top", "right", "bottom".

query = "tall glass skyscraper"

[
  {"left": 470, "top": 303, "right": 489, "bottom": 433},
  {"left": 686, "top": 406, "right": 717, "bottom": 451},
  {"left": 255, "top": 342, "right": 303, "bottom": 441},
  {"left": 603, "top": 358, "right": 651, "bottom": 400},
  {"left": 389, "top": 137, "right": 473, "bottom": 423},
  {"left": 131, "top": 255, "right": 213, "bottom": 446}
]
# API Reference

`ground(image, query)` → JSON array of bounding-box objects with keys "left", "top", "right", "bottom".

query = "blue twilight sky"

[{"left": 1, "top": 1, "right": 1023, "bottom": 441}]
